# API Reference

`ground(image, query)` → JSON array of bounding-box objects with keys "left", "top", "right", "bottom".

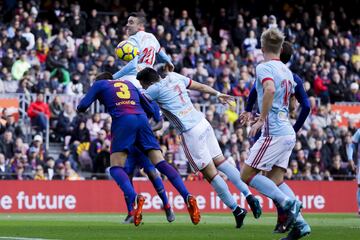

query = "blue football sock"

[
  {"left": 109, "top": 166, "right": 137, "bottom": 208},
  {"left": 217, "top": 161, "right": 251, "bottom": 197},
  {"left": 124, "top": 193, "right": 133, "bottom": 214},
  {"left": 249, "top": 174, "right": 290, "bottom": 208},
  {"left": 155, "top": 160, "right": 189, "bottom": 201},
  {"left": 147, "top": 169, "right": 170, "bottom": 208},
  {"left": 211, "top": 174, "right": 238, "bottom": 211},
  {"left": 278, "top": 182, "right": 304, "bottom": 222}
]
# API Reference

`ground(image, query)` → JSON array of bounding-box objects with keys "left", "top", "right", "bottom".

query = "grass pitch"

[{"left": 0, "top": 213, "right": 359, "bottom": 240}]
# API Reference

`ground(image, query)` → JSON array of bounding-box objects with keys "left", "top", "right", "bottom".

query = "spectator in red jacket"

[
  {"left": 313, "top": 70, "right": 330, "bottom": 104},
  {"left": 27, "top": 93, "right": 51, "bottom": 132},
  {"left": 232, "top": 79, "right": 250, "bottom": 100}
]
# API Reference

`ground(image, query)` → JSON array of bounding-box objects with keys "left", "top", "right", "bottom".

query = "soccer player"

[
  {"left": 240, "top": 41, "right": 311, "bottom": 236},
  {"left": 137, "top": 68, "right": 261, "bottom": 228},
  {"left": 239, "top": 28, "right": 304, "bottom": 235},
  {"left": 348, "top": 128, "right": 360, "bottom": 216},
  {"left": 113, "top": 12, "right": 174, "bottom": 80},
  {"left": 77, "top": 72, "right": 200, "bottom": 226},
  {"left": 122, "top": 118, "right": 175, "bottom": 224}
]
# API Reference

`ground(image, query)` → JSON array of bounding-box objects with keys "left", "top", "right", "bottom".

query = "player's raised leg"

[
  {"left": 209, "top": 126, "right": 262, "bottom": 219},
  {"left": 109, "top": 152, "right": 144, "bottom": 226},
  {"left": 268, "top": 167, "right": 311, "bottom": 239},
  {"left": 203, "top": 161, "right": 248, "bottom": 228},
  {"left": 135, "top": 114, "right": 200, "bottom": 225},
  {"left": 205, "top": 119, "right": 261, "bottom": 219},
  {"left": 147, "top": 149, "right": 200, "bottom": 224},
  {"left": 241, "top": 136, "right": 302, "bottom": 231},
  {"left": 181, "top": 120, "right": 247, "bottom": 228},
  {"left": 143, "top": 165, "right": 175, "bottom": 222}
]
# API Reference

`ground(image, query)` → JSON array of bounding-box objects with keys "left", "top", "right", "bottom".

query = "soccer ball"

[{"left": 115, "top": 40, "right": 138, "bottom": 62}]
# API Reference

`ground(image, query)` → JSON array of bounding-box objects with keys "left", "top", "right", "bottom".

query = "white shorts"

[
  {"left": 245, "top": 135, "right": 296, "bottom": 171},
  {"left": 357, "top": 166, "right": 360, "bottom": 185},
  {"left": 181, "top": 118, "right": 222, "bottom": 172}
]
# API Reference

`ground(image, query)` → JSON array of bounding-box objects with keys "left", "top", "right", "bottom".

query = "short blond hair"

[{"left": 261, "top": 28, "right": 284, "bottom": 54}]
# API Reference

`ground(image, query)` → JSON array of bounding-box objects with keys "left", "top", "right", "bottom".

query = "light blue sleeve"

[
  {"left": 353, "top": 129, "right": 360, "bottom": 143},
  {"left": 172, "top": 72, "right": 191, "bottom": 88},
  {"left": 157, "top": 49, "right": 172, "bottom": 64},
  {"left": 256, "top": 64, "right": 274, "bottom": 85},
  {"left": 348, "top": 129, "right": 360, "bottom": 161},
  {"left": 347, "top": 144, "right": 354, "bottom": 161},
  {"left": 112, "top": 55, "right": 139, "bottom": 79},
  {"left": 144, "top": 83, "right": 160, "bottom": 101}
]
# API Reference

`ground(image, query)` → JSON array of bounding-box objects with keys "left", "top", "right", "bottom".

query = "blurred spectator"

[
  {"left": 0, "top": 153, "right": 11, "bottom": 180},
  {"left": 53, "top": 163, "right": 66, "bottom": 180},
  {"left": 89, "top": 129, "right": 107, "bottom": 171},
  {"left": 56, "top": 103, "right": 78, "bottom": 142},
  {"left": 27, "top": 93, "right": 51, "bottom": 132},
  {"left": 11, "top": 51, "right": 31, "bottom": 81},
  {"left": 86, "top": 113, "right": 104, "bottom": 140},
  {"left": 45, "top": 157, "right": 56, "bottom": 180},
  {"left": 93, "top": 139, "right": 111, "bottom": 179},
  {"left": 329, "top": 154, "right": 350, "bottom": 180},
  {"left": 0, "top": 131, "right": 15, "bottom": 160},
  {"left": 34, "top": 164, "right": 47, "bottom": 180},
  {"left": 56, "top": 146, "right": 78, "bottom": 171}
]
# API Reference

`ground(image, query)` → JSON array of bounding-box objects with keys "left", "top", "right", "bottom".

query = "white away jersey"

[
  {"left": 255, "top": 60, "right": 296, "bottom": 137},
  {"left": 128, "top": 31, "right": 161, "bottom": 70},
  {"left": 144, "top": 72, "right": 204, "bottom": 133}
]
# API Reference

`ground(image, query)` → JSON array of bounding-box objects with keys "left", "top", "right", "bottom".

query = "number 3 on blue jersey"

[{"left": 114, "top": 82, "right": 131, "bottom": 99}]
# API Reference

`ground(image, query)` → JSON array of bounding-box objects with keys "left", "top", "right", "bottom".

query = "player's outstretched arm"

[
  {"left": 292, "top": 74, "right": 310, "bottom": 132},
  {"left": 157, "top": 49, "right": 174, "bottom": 72},
  {"left": 112, "top": 55, "right": 139, "bottom": 80},
  {"left": 77, "top": 81, "right": 101, "bottom": 113},
  {"left": 188, "top": 81, "right": 235, "bottom": 105}
]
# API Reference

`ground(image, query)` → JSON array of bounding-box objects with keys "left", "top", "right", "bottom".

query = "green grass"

[{"left": 0, "top": 213, "right": 359, "bottom": 240}]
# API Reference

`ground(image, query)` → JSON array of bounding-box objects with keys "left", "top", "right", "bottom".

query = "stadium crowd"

[{"left": 0, "top": 0, "right": 359, "bottom": 181}]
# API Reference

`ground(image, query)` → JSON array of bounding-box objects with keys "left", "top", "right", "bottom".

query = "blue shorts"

[
  {"left": 111, "top": 114, "right": 160, "bottom": 154},
  {"left": 124, "top": 146, "right": 156, "bottom": 175}
]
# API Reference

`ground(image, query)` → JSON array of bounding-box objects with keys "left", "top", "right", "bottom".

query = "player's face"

[
  {"left": 139, "top": 80, "right": 149, "bottom": 89},
  {"left": 126, "top": 16, "right": 141, "bottom": 35}
]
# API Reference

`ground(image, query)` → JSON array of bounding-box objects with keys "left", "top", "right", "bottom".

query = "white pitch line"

[{"left": 0, "top": 237, "right": 60, "bottom": 240}]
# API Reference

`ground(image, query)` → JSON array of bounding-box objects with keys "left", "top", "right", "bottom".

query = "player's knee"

[
  {"left": 110, "top": 152, "right": 127, "bottom": 167},
  {"left": 145, "top": 168, "right": 158, "bottom": 180},
  {"left": 147, "top": 150, "right": 164, "bottom": 165}
]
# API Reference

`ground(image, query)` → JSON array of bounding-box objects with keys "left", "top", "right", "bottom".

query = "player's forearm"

[
  {"left": 189, "top": 81, "right": 219, "bottom": 96},
  {"left": 260, "top": 88, "right": 274, "bottom": 120},
  {"left": 245, "top": 85, "right": 257, "bottom": 112},
  {"left": 112, "top": 56, "right": 139, "bottom": 79},
  {"left": 157, "top": 50, "right": 171, "bottom": 64}
]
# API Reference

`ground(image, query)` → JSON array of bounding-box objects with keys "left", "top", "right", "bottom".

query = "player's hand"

[
  {"left": 165, "top": 62, "right": 175, "bottom": 72},
  {"left": 239, "top": 111, "right": 252, "bottom": 126},
  {"left": 218, "top": 94, "right": 235, "bottom": 105},
  {"left": 249, "top": 118, "right": 264, "bottom": 137}
]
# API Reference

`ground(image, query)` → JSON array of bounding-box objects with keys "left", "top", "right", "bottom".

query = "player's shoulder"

[
  {"left": 136, "top": 31, "right": 157, "bottom": 41},
  {"left": 256, "top": 61, "right": 275, "bottom": 71}
]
